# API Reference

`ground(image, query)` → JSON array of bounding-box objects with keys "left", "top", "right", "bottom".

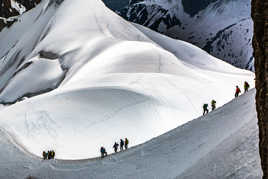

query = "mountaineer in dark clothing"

[
  {"left": 120, "top": 139, "right": 124, "bottom": 151},
  {"left": 203, "top": 103, "right": 209, "bottom": 115},
  {"left": 42, "top": 151, "right": 48, "bottom": 160},
  {"left": 211, "top": 100, "right": 216, "bottom": 111},
  {"left": 113, "top": 142, "right": 119, "bottom": 153},
  {"left": 244, "top": 81, "right": 250, "bottom": 93},
  {"left": 124, "top": 138, "right": 129, "bottom": 150},
  {"left": 100, "top": 147, "right": 107, "bottom": 158}
]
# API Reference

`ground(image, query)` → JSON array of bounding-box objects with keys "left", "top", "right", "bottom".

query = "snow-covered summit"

[{"left": 0, "top": 0, "right": 254, "bottom": 160}]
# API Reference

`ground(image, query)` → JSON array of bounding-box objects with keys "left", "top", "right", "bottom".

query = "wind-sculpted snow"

[{"left": 0, "top": 0, "right": 254, "bottom": 159}]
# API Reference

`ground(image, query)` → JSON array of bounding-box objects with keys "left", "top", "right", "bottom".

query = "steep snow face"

[
  {"left": 0, "top": 0, "right": 254, "bottom": 159},
  {"left": 103, "top": 0, "right": 254, "bottom": 70}
]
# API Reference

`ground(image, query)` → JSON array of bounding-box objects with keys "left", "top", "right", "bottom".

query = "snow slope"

[
  {"left": 0, "top": 0, "right": 255, "bottom": 159},
  {"left": 0, "top": 90, "right": 261, "bottom": 178},
  {"left": 0, "top": 0, "right": 255, "bottom": 160}
]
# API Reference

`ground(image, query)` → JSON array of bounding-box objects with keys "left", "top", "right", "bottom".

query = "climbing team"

[
  {"left": 41, "top": 83, "right": 251, "bottom": 159},
  {"left": 42, "top": 150, "right": 55, "bottom": 160},
  {"left": 203, "top": 81, "right": 250, "bottom": 115},
  {"left": 101, "top": 138, "right": 129, "bottom": 158}
]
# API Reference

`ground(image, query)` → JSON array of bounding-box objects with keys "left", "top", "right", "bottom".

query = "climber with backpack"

[
  {"left": 124, "top": 138, "right": 129, "bottom": 150},
  {"left": 113, "top": 142, "right": 119, "bottom": 153},
  {"left": 100, "top": 147, "right": 107, "bottom": 158},
  {"left": 120, "top": 139, "right": 124, "bottom": 151},
  {"left": 211, "top": 100, "right": 216, "bottom": 111},
  {"left": 235, "top": 85, "right": 241, "bottom": 97},
  {"left": 42, "top": 151, "right": 48, "bottom": 160},
  {"left": 244, "top": 81, "right": 250, "bottom": 93},
  {"left": 51, "top": 150, "right": 55, "bottom": 159},
  {"left": 203, "top": 103, "right": 209, "bottom": 115}
]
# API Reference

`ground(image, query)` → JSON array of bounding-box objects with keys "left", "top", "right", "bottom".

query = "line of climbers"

[
  {"left": 203, "top": 81, "right": 250, "bottom": 115},
  {"left": 100, "top": 138, "right": 129, "bottom": 158},
  {"left": 42, "top": 150, "right": 55, "bottom": 160},
  {"left": 40, "top": 82, "right": 250, "bottom": 160}
]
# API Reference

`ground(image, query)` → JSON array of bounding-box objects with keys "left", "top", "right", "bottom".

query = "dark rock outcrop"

[{"left": 252, "top": 0, "right": 268, "bottom": 178}]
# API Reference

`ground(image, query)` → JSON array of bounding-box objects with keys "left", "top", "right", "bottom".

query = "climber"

[
  {"left": 203, "top": 103, "right": 209, "bottom": 115},
  {"left": 47, "top": 150, "right": 51, "bottom": 160},
  {"left": 124, "top": 138, "right": 129, "bottom": 150},
  {"left": 235, "top": 85, "right": 241, "bottom": 97},
  {"left": 51, "top": 150, "right": 55, "bottom": 159},
  {"left": 211, "top": 100, "right": 216, "bottom": 111},
  {"left": 42, "top": 151, "right": 48, "bottom": 160},
  {"left": 120, "top": 139, "right": 124, "bottom": 151},
  {"left": 100, "top": 147, "right": 107, "bottom": 158},
  {"left": 113, "top": 142, "right": 119, "bottom": 153},
  {"left": 244, "top": 81, "right": 250, "bottom": 93}
]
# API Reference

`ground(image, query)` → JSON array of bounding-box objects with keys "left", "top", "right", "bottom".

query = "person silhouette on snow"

[
  {"left": 124, "top": 138, "right": 129, "bottom": 150},
  {"left": 100, "top": 147, "right": 107, "bottom": 158},
  {"left": 42, "top": 151, "right": 48, "bottom": 160},
  {"left": 113, "top": 142, "right": 119, "bottom": 153},
  {"left": 51, "top": 150, "right": 55, "bottom": 159},
  {"left": 47, "top": 150, "right": 51, "bottom": 160},
  {"left": 120, "top": 139, "right": 124, "bottom": 151},
  {"left": 211, "top": 100, "right": 216, "bottom": 111},
  {"left": 244, "top": 81, "right": 250, "bottom": 93},
  {"left": 203, "top": 103, "right": 209, "bottom": 115},
  {"left": 235, "top": 86, "right": 241, "bottom": 97}
]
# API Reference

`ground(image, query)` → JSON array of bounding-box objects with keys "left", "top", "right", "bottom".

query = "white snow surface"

[
  {"left": 0, "top": 0, "right": 255, "bottom": 160},
  {"left": 0, "top": 90, "right": 261, "bottom": 178}
]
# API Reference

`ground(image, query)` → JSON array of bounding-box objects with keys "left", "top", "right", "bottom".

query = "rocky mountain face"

[
  {"left": 0, "top": 0, "right": 40, "bottom": 31},
  {"left": 103, "top": 0, "right": 254, "bottom": 70},
  {"left": 252, "top": 0, "right": 268, "bottom": 177}
]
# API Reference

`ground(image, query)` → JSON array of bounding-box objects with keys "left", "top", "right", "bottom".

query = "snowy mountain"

[
  {"left": 0, "top": 0, "right": 257, "bottom": 178},
  {"left": 103, "top": 0, "right": 254, "bottom": 70},
  {"left": 0, "top": 0, "right": 254, "bottom": 155}
]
